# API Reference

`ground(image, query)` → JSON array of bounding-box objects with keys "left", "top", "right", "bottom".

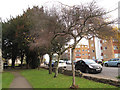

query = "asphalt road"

[{"left": 66, "top": 65, "right": 119, "bottom": 80}]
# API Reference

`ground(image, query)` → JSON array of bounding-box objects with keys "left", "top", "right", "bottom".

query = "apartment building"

[
  {"left": 88, "top": 37, "right": 96, "bottom": 59},
  {"left": 67, "top": 37, "right": 120, "bottom": 61},
  {"left": 68, "top": 44, "right": 90, "bottom": 60},
  {"left": 99, "top": 39, "right": 120, "bottom": 61}
]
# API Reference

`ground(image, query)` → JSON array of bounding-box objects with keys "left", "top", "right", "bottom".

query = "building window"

[
  {"left": 103, "top": 40, "right": 104, "bottom": 43},
  {"left": 101, "top": 56, "right": 103, "bottom": 59},
  {"left": 113, "top": 39, "right": 118, "bottom": 42},
  {"left": 101, "top": 53, "right": 103, "bottom": 56},
  {"left": 104, "top": 47, "right": 107, "bottom": 50},
  {"left": 76, "top": 54, "right": 78, "bottom": 56},
  {"left": 82, "top": 49, "right": 84, "bottom": 51},
  {"left": 91, "top": 44, "right": 94, "bottom": 47},
  {"left": 92, "top": 50, "right": 95, "bottom": 52},
  {"left": 76, "top": 50, "right": 80, "bottom": 52},
  {"left": 82, "top": 54, "right": 84, "bottom": 55},
  {"left": 101, "top": 47, "right": 103, "bottom": 50},
  {"left": 86, "top": 50, "right": 87, "bottom": 51},
  {"left": 105, "top": 47, "right": 107, "bottom": 49},
  {"left": 103, "top": 40, "right": 107, "bottom": 43},
  {"left": 76, "top": 54, "right": 81, "bottom": 56},
  {"left": 92, "top": 57, "right": 95, "bottom": 59},
  {"left": 104, "top": 55, "right": 108, "bottom": 58},
  {"left": 85, "top": 54, "right": 87, "bottom": 55},
  {"left": 114, "top": 46, "right": 118, "bottom": 50},
  {"left": 114, "top": 54, "right": 120, "bottom": 58}
]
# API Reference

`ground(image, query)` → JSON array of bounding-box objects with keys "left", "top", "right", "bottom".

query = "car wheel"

[
  {"left": 105, "top": 63, "right": 108, "bottom": 67},
  {"left": 117, "top": 63, "right": 120, "bottom": 67}
]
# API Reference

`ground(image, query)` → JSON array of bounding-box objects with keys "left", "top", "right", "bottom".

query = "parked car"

[
  {"left": 53, "top": 60, "right": 67, "bottom": 68},
  {"left": 75, "top": 59, "right": 102, "bottom": 73},
  {"left": 93, "top": 59, "right": 103, "bottom": 66},
  {"left": 66, "top": 60, "right": 72, "bottom": 65},
  {"left": 104, "top": 58, "right": 120, "bottom": 67},
  {"left": 3, "top": 62, "right": 9, "bottom": 69},
  {"left": 48, "top": 60, "right": 55, "bottom": 67}
]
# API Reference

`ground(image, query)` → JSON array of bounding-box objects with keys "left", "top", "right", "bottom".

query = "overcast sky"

[
  {"left": 0, "top": 0, "right": 119, "bottom": 21},
  {"left": 0, "top": 0, "right": 119, "bottom": 45}
]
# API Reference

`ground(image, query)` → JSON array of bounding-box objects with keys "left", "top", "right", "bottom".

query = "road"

[{"left": 66, "top": 65, "right": 119, "bottom": 80}]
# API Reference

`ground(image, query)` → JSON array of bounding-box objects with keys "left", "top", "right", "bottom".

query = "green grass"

[
  {"left": 103, "top": 61, "right": 106, "bottom": 63},
  {"left": 20, "top": 69, "right": 117, "bottom": 88},
  {"left": 2, "top": 72, "right": 14, "bottom": 88},
  {"left": 117, "top": 76, "right": 120, "bottom": 79}
]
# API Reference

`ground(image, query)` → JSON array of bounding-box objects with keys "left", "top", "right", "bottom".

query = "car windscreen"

[
  {"left": 59, "top": 61, "right": 64, "bottom": 63},
  {"left": 84, "top": 60, "right": 96, "bottom": 64}
]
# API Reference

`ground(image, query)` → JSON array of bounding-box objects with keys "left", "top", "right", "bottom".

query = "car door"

[
  {"left": 80, "top": 61, "right": 86, "bottom": 72},
  {"left": 113, "top": 58, "right": 119, "bottom": 66},
  {"left": 108, "top": 59, "right": 113, "bottom": 66}
]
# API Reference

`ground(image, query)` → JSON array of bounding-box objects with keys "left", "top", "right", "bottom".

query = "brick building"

[
  {"left": 68, "top": 44, "right": 90, "bottom": 60},
  {"left": 67, "top": 37, "right": 120, "bottom": 61},
  {"left": 99, "top": 39, "right": 120, "bottom": 61}
]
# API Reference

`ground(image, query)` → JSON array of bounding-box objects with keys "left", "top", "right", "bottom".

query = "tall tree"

[
  {"left": 28, "top": 6, "right": 71, "bottom": 74},
  {"left": 49, "top": 1, "right": 117, "bottom": 88}
]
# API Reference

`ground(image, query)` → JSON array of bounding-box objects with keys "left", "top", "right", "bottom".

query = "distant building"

[
  {"left": 99, "top": 39, "right": 120, "bottom": 61},
  {"left": 68, "top": 44, "right": 90, "bottom": 60},
  {"left": 67, "top": 37, "right": 120, "bottom": 61}
]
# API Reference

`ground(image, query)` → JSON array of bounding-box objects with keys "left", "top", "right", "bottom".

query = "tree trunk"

[
  {"left": 38, "top": 56, "right": 43, "bottom": 70},
  {"left": 26, "top": 55, "right": 30, "bottom": 69},
  {"left": 49, "top": 54, "right": 52, "bottom": 74},
  {"left": 21, "top": 54, "right": 24, "bottom": 68},
  {"left": 11, "top": 56, "right": 16, "bottom": 68},
  {"left": 54, "top": 54, "right": 60, "bottom": 78},
  {"left": 71, "top": 48, "right": 76, "bottom": 86}
]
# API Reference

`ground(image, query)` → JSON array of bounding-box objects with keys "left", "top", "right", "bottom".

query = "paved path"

[{"left": 9, "top": 71, "right": 33, "bottom": 89}]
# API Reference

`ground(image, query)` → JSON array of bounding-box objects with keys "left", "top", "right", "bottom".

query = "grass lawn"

[
  {"left": 117, "top": 76, "right": 120, "bottom": 79},
  {"left": 2, "top": 72, "right": 14, "bottom": 88},
  {"left": 21, "top": 69, "right": 117, "bottom": 88}
]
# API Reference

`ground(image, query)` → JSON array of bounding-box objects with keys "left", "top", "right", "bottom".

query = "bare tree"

[
  {"left": 27, "top": 2, "right": 117, "bottom": 88},
  {"left": 28, "top": 6, "right": 70, "bottom": 74},
  {"left": 49, "top": 1, "right": 117, "bottom": 88}
]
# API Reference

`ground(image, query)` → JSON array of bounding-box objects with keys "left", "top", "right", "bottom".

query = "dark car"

[
  {"left": 3, "top": 62, "right": 9, "bottom": 69},
  {"left": 75, "top": 59, "right": 102, "bottom": 73}
]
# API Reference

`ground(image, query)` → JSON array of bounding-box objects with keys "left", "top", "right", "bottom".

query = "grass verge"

[
  {"left": 2, "top": 72, "right": 14, "bottom": 88},
  {"left": 117, "top": 76, "right": 120, "bottom": 79},
  {"left": 20, "top": 68, "right": 117, "bottom": 88}
]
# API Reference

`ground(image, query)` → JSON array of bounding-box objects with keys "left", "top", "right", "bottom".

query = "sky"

[
  {"left": 0, "top": 0, "right": 119, "bottom": 21},
  {"left": 1, "top": 0, "right": 119, "bottom": 59},
  {"left": 0, "top": 0, "right": 119, "bottom": 45}
]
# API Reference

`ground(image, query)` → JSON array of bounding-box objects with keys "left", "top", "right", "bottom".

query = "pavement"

[{"left": 9, "top": 71, "right": 33, "bottom": 89}]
